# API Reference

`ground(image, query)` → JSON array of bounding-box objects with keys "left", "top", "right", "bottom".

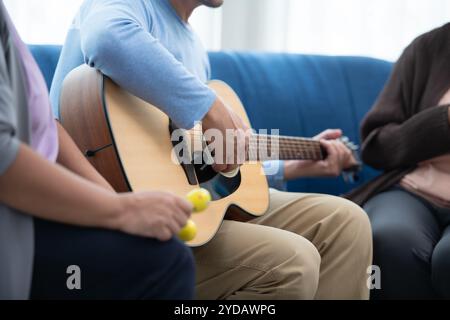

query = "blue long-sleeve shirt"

[
  {"left": 50, "top": 0, "right": 286, "bottom": 189},
  {"left": 51, "top": 0, "right": 215, "bottom": 129},
  {"left": 263, "top": 160, "right": 287, "bottom": 191}
]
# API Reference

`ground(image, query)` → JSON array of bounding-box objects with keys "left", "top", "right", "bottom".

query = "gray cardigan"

[{"left": 0, "top": 2, "right": 34, "bottom": 299}]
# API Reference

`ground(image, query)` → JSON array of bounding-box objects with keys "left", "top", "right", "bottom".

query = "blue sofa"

[{"left": 29, "top": 45, "right": 393, "bottom": 196}]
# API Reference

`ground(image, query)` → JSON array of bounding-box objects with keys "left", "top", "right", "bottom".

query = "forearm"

[
  {"left": 361, "top": 105, "right": 450, "bottom": 170},
  {"left": 284, "top": 160, "right": 308, "bottom": 180},
  {"left": 0, "top": 144, "right": 122, "bottom": 229},
  {"left": 56, "top": 121, "right": 114, "bottom": 191}
]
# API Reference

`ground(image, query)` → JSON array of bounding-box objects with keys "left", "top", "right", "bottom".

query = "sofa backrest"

[
  {"left": 29, "top": 45, "right": 62, "bottom": 90},
  {"left": 29, "top": 45, "right": 393, "bottom": 196}
]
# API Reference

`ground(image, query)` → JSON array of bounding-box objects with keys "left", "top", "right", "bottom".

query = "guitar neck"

[{"left": 248, "top": 134, "right": 325, "bottom": 161}]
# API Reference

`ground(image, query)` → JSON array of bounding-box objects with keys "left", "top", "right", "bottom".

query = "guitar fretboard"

[{"left": 247, "top": 134, "right": 324, "bottom": 161}]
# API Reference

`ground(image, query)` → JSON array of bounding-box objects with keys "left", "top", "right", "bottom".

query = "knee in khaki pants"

[
  {"left": 244, "top": 229, "right": 322, "bottom": 300},
  {"left": 260, "top": 191, "right": 372, "bottom": 299},
  {"left": 194, "top": 220, "right": 321, "bottom": 300},
  {"left": 303, "top": 196, "right": 373, "bottom": 300},
  {"left": 195, "top": 191, "right": 372, "bottom": 300}
]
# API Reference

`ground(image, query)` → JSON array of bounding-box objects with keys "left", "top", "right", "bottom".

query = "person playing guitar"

[{"left": 49, "top": 0, "right": 373, "bottom": 299}]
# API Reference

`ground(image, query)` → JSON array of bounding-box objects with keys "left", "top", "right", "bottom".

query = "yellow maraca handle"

[{"left": 178, "top": 188, "right": 212, "bottom": 242}]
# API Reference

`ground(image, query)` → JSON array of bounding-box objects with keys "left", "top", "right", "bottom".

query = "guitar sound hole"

[{"left": 194, "top": 163, "right": 242, "bottom": 201}]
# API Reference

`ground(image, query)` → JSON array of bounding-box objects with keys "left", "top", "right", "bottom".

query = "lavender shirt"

[{"left": 6, "top": 14, "right": 58, "bottom": 161}]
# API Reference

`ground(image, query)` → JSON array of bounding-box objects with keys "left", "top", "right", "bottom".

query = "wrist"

[
  {"left": 202, "top": 98, "right": 223, "bottom": 130},
  {"left": 284, "top": 160, "right": 309, "bottom": 180},
  {"left": 102, "top": 193, "right": 130, "bottom": 231}
]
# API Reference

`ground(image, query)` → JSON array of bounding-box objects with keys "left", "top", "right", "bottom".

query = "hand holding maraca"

[
  {"left": 178, "top": 188, "right": 212, "bottom": 242},
  {"left": 116, "top": 191, "right": 193, "bottom": 241},
  {"left": 115, "top": 189, "right": 210, "bottom": 242}
]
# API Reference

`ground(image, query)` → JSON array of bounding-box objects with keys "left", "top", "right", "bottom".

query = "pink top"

[
  {"left": 400, "top": 91, "right": 450, "bottom": 208},
  {"left": 6, "top": 10, "right": 58, "bottom": 161},
  {"left": 400, "top": 154, "right": 450, "bottom": 208}
]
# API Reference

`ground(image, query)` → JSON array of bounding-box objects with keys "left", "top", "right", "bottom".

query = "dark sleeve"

[
  {"left": 0, "top": 40, "right": 20, "bottom": 175},
  {"left": 360, "top": 40, "right": 450, "bottom": 170}
]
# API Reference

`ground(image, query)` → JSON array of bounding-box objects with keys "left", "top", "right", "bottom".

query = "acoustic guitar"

[{"left": 60, "top": 65, "right": 360, "bottom": 247}]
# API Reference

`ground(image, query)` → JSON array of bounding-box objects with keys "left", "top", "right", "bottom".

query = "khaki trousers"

[{"left": 194, "top": 189, "right": 372, "bottom": 300}]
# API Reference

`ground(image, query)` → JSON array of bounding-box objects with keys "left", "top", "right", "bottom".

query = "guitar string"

[
  {"left": 184, "top": 130, "right": 325, "bottom": 160},
  {"left": 186, "top": 140, "right": 323, "bottom": 156},
  {"left": 187, "top": 132, "right": 322, "bottom": 147},
  {"left": 186, "top": 134, "right": 324, "bottom": 153},
  {"left": 188, "top": 131, "right": 320, "bottom": 144},
  {"left": 186, "top": 131, "right": 354, "bottom": 153},
  {"left": 187, "top": 132, "right": 323, "bottom": 150},
  {"left": 188, "top": 129, "right": 318, "bottom": 141},
  {"left": 185, "top": 134, "right": 324, "bottom": 160},
  {"left": 187, "top": 146, "right": 323, "bottom": 161}
]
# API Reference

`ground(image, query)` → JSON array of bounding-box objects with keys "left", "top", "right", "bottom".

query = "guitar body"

[{"left": 60, "top": 65, "right": 269, "bottom": 247}]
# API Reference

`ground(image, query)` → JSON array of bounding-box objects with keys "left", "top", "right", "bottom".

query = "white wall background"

[{"left": 4, "top": 0, "right": 450, "bottom": 61}]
